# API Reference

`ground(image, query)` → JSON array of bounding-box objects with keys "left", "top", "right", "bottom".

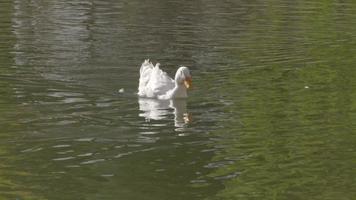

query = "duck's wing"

[{"left": 146, "top": 64, "right": 175, "bottom": 97}]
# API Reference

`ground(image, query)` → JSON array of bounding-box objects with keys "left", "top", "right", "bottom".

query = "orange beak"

[{"left": 184, "top": 77, "right": 192, "bottom": 89}]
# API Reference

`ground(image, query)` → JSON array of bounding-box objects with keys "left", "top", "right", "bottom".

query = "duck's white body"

[{"left": 138, "top": 59, "right": 192, "bottom": 100}]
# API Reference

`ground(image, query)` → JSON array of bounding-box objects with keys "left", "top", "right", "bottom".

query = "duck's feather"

[{"left": 138, "top": 60, "right": 175, "bottom": 98}]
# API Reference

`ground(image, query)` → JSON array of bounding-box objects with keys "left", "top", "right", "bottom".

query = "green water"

[{"left": 1, "top": 0, "right": 356, "bottom": 199}]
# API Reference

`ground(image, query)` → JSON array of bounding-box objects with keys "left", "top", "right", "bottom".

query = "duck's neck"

[
  {"left": 158, "top": 81, "right": 187, "bottom": 100},
  {"left": 172, "top": 83, "right": 187, "bottom": 98}
]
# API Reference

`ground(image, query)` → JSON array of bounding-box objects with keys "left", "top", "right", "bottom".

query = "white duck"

[{"left": 138, "top": 59, "right": 192, "bottom": 99}]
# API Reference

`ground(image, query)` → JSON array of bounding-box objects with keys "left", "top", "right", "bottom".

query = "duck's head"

[{"left": 175, "top": 66, "right": 192, "bottom": 89}]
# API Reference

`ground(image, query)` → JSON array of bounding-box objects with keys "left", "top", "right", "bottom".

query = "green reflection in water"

[
  {"left": 1, "top": 0, "right": 356, "bottom": 199},
  {"left": 205, "top": 1, "right": 356, "bottom": 199},
  {"left": 0, "top": 2, "right": 46, "bottom": 200}
]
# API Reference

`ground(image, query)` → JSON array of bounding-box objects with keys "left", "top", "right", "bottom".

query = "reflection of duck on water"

[
  {"left": 138, "top": 98, "right": 191, "bottom": 127},
  {"left": 171, "top": 99, "right": 191, "bottom": 127}
]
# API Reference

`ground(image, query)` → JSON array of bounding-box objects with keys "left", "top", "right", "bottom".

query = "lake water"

[{"left": 1, "top": 0, "right": 356, "bottom": 199}]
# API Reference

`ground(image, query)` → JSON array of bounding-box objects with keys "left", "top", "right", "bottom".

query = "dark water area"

[{"left": 1, "top": 0, "right": 356, "bottom": 199}]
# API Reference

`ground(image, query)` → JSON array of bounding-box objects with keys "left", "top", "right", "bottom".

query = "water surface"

[{"left": 1, "top": 0, "right": 356, "bottom": 199}]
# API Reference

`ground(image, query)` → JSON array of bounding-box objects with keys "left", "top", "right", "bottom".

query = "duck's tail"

[{"left": 138, "top": 59, "right": 154, "bottom": 96}]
